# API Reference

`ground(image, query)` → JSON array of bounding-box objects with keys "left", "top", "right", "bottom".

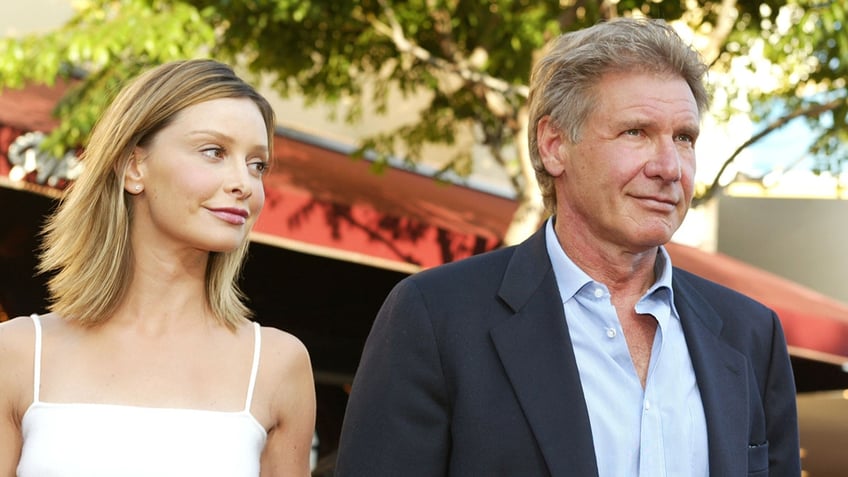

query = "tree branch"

[
  {"left": 366, "top": 0, "right": 528, "bottom": 99},
  {"left": 701, "top": 0, "right": 738, "bottom": 65},
  {"left": 694, "top": 97, "right": 845, "bottom": 206}
]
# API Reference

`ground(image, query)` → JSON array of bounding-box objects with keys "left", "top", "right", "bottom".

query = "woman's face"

[{"left": 128, "top": 97, "right": 269, "bottom": 255}]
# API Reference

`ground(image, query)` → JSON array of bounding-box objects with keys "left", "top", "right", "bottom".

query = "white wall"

[
  {"left": 717, "top": 195, "right": 848, "bottom": 303},
  {"left": 0, "top": 0, "right": 73, "bottom": 37}
]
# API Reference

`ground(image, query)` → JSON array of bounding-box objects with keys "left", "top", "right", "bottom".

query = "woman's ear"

[
  {"left": 537, "top": 116, "right": 567, "bottom": 177},
  {"left": 124, "top": 147, "right": 146, "bottom": 195}
]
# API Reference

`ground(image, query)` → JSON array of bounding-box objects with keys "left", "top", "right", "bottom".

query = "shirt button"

[
  {"left": 644, "top": 400, "right": 651, "bottom": 411},
  {"left": 606, "top": 328, "right": 616, "bottom": 338},
  {"left": 593, "top": 288, "right": 604, "bottom": 298}
]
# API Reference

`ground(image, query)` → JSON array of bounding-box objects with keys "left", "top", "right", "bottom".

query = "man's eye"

[{"left": 624, "top": 129, "right": 642, "bottom": 136}]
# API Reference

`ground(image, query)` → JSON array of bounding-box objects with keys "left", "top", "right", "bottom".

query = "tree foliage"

[
  {"left": 0, "top": 0, "right": 217, "bottom": 151},
  {"left": 696, "top": 0, "right": 848, "bottom": 203},
  {"left": 1, "top": 0, "right": 846, "bottom": 240}
]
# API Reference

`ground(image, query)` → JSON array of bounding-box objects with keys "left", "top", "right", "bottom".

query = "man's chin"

[{"left": 632, "top": 228, "right": 677, "bottom": 250}]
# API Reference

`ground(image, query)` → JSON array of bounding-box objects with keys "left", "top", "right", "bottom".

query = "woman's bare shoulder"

[
  {"left": 0, "top": 312, "right": 72, "bottom": 360},
  {"left": 250, "top": 324, "right": 314, "bottom": 423},
  {"left": 258, "top": 325, "right": 311, "bottom": 371},
  {"left": 1, "top": 311, "right": 66, "bottom": 337},
  {"left": 0, "top": 315, "right": 36, "bottom": 355},
  {"left": 254, "top": 326, "right": 316, "bottom": 474},
  {"left": 0, "top": 315, "right": 40, "bottom": 408}
]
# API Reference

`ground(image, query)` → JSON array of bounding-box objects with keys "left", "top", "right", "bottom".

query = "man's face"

[{"left": 545, "top": 71, "right": 700, "bottom": 253}]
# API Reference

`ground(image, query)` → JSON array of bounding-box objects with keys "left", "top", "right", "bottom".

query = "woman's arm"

[
  {"left": 0, "top": 318, "right": 30, "bottom": 477},
  {"left": 259, "top": 328, "right": 316, "bottom": 477}
]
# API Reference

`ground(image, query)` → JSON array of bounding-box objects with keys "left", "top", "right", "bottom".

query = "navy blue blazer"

[{"left": 335, "top": 227, "right": 800, "bottom": 476}]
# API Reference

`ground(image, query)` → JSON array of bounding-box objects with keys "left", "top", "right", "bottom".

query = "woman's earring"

[{"left": 135, "top": 185, "right": 142, "bottom": 192}]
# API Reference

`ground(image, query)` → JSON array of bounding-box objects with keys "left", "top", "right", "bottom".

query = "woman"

[{"left": 0, "top": 59, "right": 316, "bottom": 476}]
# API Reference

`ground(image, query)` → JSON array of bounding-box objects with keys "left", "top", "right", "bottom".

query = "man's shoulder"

[
  {"left": 412, "top": 244, "right": 518, "bottom": 283},
  {"left": 411, "top": 227, "right": 549, "bottom": 286},
  {"left": 672, "top": 266, "right": 774, "bottom": 317}
]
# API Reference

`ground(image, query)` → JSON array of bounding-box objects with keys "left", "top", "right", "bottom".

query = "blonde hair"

[
  {"left": 38, "top": 59, "right": 275, "bottom": 329},
  {"left": 528, "top": 18, "right": 710, "bottom": 214}
]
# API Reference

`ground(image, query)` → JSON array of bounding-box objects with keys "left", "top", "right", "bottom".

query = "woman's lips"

[{"left": 208, "top": 207, "right": 249, "bottom": 225}]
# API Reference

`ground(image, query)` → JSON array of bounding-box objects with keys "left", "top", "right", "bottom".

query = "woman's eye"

[
  {"left": 249, "top": 160, "right": 269, "bottom": 175},
  {"left": 201, "top": 146, "right": 225, "bottom": 159}
]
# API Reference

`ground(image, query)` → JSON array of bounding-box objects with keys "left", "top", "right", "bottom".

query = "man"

[{"left": 335, "top": 18, "right": 800, "bottom": 476}]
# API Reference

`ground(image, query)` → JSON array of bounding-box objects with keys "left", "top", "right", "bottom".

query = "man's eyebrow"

[
  {"left": 677, "top": 123, "right": 701, "bottom": 138},
  {"left": 609, "top": 117, "right": 651, "bottom": 130}
]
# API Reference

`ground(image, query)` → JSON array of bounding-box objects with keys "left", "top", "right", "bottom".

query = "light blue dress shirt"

[{"left": 545, "top": 220, "right": 708, "bottom": 477}]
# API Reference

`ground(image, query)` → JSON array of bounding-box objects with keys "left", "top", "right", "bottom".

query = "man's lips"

[
  {"left": 208, "top": 207, "right": 249, "bottom": 225},
  {"left": 632, "top": 195, "right": 678, "bottom": 210}
]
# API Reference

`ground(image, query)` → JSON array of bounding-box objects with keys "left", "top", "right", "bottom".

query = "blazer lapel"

[
  {"left": 674, "top": 270, "right": 749, "bottom": 476},
  {"left": 490, "top": 229, "right": 599, "bottom": 477}
]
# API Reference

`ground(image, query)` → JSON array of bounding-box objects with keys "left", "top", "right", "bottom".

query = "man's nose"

[{"left": 645, "top": 137, "right": 682, "bottom": 182}]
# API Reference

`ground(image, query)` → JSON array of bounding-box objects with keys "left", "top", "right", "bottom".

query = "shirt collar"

[
  {"left": 545, "top": 218, "right": 593, "bottom": 303},
  {"left": 544, "top": 217, "right": 676, "bottom": 306}
]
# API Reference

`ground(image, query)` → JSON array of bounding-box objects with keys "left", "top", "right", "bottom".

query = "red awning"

[
  {"left": 666, "top": 242, "right": 848, "bottom": 365},
  {"left": 2, "top": 82, "right": 848, "bottom": 365},
  {"left": 254, "top": 128, "right": 514, "bottom": 272}
]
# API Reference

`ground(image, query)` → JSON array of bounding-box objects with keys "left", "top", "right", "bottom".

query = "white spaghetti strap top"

[
  {"left": 17, "top": 315, "right": 267, "bottom": 477},
  {"left": 30, "top": 314, "right": 43, "bottom": 404},
  {"left": 245, "top": 319, "right": 261, "bottom": 412}
]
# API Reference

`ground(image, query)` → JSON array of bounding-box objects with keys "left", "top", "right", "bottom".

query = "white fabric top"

[{"left": 17, "top": 315, "right": 267, "bottom": 477}]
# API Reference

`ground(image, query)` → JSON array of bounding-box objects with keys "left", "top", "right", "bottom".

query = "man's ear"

[
  {"left": 537, "top": 116, "right": 567, "bottom": 177},
  {"left": 123, "top": 147, "right": 146, "bottom": 195}
]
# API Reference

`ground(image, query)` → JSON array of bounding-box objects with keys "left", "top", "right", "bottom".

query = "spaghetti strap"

[
  {"left": 29, "top": 314, "right": 42, "bottom": 403},
  {"left": 244, "top": 322, "right": 261, "bottom": 413}
]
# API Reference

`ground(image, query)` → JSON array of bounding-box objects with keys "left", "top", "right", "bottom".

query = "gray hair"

[{"left": 527, "top": 18, "right": 710, "bottom": 214}]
